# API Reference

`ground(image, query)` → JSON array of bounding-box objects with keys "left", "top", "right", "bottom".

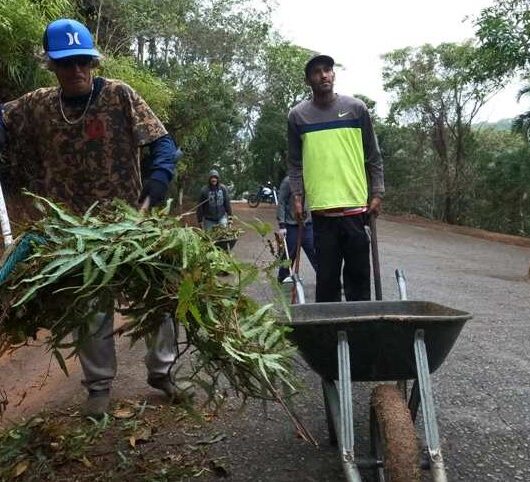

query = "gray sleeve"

[
  {"left": 276, "top": 178, "right": 290, "bottom": 225},
  {"left": 361, "top": 107, "right": 385, "bottom": 197},
  {"left": 287, "top": 112, "right": 304, "bottom": 196}
]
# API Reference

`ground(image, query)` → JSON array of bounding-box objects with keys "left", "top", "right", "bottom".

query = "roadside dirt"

[{"left": 383, "top": 212, "right": 530, "bottom": 249}]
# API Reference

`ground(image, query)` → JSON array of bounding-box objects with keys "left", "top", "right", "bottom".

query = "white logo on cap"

[{"left": 66, "top": 32, "right": 81, "bottom": 46}]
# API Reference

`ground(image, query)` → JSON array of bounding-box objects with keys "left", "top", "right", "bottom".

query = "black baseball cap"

[{"left": 305, "top": 54, "right": 334, "bottom": 77}]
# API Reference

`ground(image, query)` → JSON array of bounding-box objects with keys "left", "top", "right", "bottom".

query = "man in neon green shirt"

[{"left": 287, "top": 54, "right": 384, "bottom": 301}]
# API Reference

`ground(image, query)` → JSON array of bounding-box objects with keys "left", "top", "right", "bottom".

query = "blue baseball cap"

[{"left": 43, "top": 19, "right": 100, "bottom": 60}]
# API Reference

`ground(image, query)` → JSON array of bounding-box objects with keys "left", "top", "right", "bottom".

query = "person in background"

[
  {"left": 276, "top": 175, "right": 317, "bottom": 282},
  {"left": 287, "top": 54, "right": 384, "bottom": 302},
  {"left": 197, "top": 169, "right": 232, "bottom": 230},
  {"left": 0, "top": 18, "right": 182, "bottom": 417}
]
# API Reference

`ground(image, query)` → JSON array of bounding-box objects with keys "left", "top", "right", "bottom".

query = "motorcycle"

[{"left": 247, "top": 183, "right": 278, "bottom": 207}]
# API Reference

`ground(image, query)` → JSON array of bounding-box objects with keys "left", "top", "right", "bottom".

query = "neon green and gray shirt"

[{"left": 287, "top": 94, "right": 384, "bottom": 211}]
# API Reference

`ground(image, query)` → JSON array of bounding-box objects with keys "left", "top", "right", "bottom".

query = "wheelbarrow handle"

[{"left": 369, "top": 214, "right": 382, "bottom": 301}]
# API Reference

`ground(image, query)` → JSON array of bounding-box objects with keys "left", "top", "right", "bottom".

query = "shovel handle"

[{"left": 369, "top": 214, "right": 383, "bottom": 301}]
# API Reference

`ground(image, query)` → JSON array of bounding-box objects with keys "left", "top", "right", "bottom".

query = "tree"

[
  {"left": 473, "top": 0, "right": 530, "bottom": 138},
  {"left": 466, "top": 127, "right": 530, "bottom": 235},
  {"left": 473, "top": 0, "right": 530, "bottom": 78},
  {"left": 248, "top": 42, "right": 311, "bottom": 187},
  {"left": 382, "top": 42, "right": 502, "bottom": 223},
  {"left": 0, "top": 0, "right": 73, "bottom": 99}
]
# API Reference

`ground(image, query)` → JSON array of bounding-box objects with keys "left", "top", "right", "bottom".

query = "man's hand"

[
  {"left": 293, "top": 194, "right": 304, "bottom": 221},
  {"left": 138, "top": 179, "right": 168, "bottom": 207},
  {"left": 368, "top": 196, "right": 382, "bottom": 216},
  {"left": 227, "top": 215, "right": 233, "bottom": 227},
  {"left": 277, "top": 227, "right": 287, "bottom": 238}
]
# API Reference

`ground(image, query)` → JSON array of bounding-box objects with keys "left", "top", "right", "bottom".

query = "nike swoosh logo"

[{"left": 338, "top": 111, "right": 350, "bottom": 118}]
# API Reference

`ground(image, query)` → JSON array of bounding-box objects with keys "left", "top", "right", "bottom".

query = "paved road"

[{"left": 203, "top": 204, "right": 530, "bottom": 481}]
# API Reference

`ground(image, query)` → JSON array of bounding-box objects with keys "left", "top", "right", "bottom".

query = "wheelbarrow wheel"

[
  {"left": 370, "top": 384, "right": 420, "bottom": 482},
  {"left": 247, "top": 194, "right": 260, "bottom": 208},
  {"left": 321, "top": 380, "right": 337, "bottom": 446}
]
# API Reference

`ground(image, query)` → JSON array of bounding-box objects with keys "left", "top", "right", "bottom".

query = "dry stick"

[{"left": 266, "top": 380, "right": 318, "bottom": 446}]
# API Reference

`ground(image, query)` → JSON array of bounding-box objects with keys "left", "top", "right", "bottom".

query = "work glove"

[
  {"left": 278, "top": 227, "right": 287, "bottom": 238},
  {"left": 138, "top": 178, "right": 168, "bottom": 207},
  {"left": 227, "top": 215, "right": 233, "bottom": 227}
]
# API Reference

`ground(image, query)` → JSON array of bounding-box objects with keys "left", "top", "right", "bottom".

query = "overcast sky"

[{"left": 272, "top": 0, "right": 528, "bottom": 122}]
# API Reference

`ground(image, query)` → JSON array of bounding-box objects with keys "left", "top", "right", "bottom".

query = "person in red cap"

[
  {"left": 287, "top": 54, "right": 384, "bottom": 302},
  {"left": 0, "top": 19, "right": 183, "bottom": 417}
]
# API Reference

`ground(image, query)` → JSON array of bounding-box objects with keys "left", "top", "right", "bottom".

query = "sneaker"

[
  {"left": 147, "top": 375, "right": 193, "bottom": 402},
  {"left": 83, "top": 389, "right": 110, "bottom": 418}
]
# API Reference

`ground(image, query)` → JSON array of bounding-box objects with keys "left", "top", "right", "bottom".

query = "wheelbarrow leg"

[
  {"left": 321, "top": 331, "right": 362, "bottom": 482},
  {"left": 414, "top": 329, "right": 448, "bottom": 482}
]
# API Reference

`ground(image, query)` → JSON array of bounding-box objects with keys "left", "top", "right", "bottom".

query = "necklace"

[{"left": 58, "top": 81, "right": 94, "bottom": 125}]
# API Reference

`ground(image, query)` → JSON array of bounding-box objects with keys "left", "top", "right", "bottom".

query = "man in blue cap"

[{"left": 0, "top": 19, "right": 183, "bottom": 416}]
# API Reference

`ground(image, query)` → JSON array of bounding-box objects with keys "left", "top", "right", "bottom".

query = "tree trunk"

[{"left": 137, "top": 36, "right": 145, "bottom": 63}]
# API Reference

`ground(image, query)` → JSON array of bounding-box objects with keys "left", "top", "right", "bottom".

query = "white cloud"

[{"left": 273, "top": 0, "right": 526, "bottom": 121}]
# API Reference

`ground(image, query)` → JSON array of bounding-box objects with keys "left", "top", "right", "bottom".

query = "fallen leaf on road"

[
  {"left": 129, "top": 426, "right": 152, "bottom": 447},
  {"left": 113, "top": 408, "right": 135, "bottom": 419},
  {"left": 12, "top": 460, "right": 29, "bottom": 478}
]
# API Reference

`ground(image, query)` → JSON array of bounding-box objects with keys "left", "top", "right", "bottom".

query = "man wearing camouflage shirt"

[{"left": 0, "top": 19, "right": 182, "bottom": 416}]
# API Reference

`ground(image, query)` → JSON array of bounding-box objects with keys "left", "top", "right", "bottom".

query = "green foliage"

[
  {"left": 0, "top": 194, "right": 296, "bottom": 400},
  {"left": 0, "top": 0, "right": 72, "bottom": 98},
  {"left": 378, "top": 122, "right": 439, "bottom": 218},
  {"left": 473, "top": 0, "right": 530, "bottom": 78},
  {"left": 463, "top": 128, "right": 530, "bottom": 234},
  {"left": 167, "top": 63, "right": 241, "bottom": 189},
  {"left": 473, "top": 1, "right": 530, "bottom": 140},
  {"left": 381, "top": 118, "right": 530, "bottom": 236},
  {"left": 248, "top": 42, "right": 311, "bottom": 186}
]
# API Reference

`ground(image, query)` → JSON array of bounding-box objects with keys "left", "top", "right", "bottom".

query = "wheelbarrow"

[{"left": 282, "top": 217, "right": 472, "bottom": 481}]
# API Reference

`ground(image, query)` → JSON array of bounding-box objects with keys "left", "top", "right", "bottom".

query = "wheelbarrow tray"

[{"left": 284, "top": 300, "right": 471, "bottom": 382}]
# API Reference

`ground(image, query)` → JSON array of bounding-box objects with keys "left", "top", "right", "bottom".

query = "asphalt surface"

[{"left": 201, "top": 204, "right": 530, "bottom": 482}]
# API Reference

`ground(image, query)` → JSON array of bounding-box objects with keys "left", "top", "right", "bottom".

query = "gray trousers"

[{"left": 75, "top": 305, "right": 177, "bottom": 393}]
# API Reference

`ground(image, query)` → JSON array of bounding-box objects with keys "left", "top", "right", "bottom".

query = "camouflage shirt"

[{"left": 2, "top": 78, "right": 167, "bottom": 213}]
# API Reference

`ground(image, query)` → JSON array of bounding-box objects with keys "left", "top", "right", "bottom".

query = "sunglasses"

[{"left": 54, "top": 56, "right": 93, "bottom": 68}]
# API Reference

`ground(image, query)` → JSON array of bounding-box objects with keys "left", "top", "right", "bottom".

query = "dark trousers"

[
  {"left": 313, "top": 214, "right": 371, "bottom": 302},
  {"left": 278, "top": 223, "right": 317, "bottom": 282}
]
